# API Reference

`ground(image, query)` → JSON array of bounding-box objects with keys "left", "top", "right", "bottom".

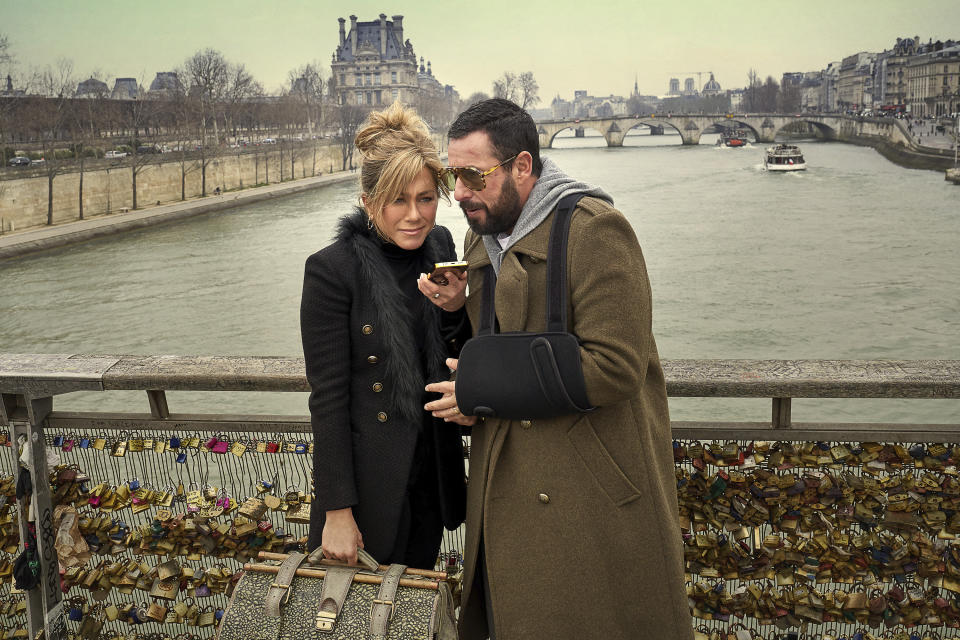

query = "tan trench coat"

[{"left": 457, "top": 197, "right": 693, "bottom": 640}]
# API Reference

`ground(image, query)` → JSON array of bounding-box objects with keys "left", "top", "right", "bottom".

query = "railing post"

[
  {"left": 772, "top": 397, "right": 792, "bottom": 429},
  {"left": 21, "top": 394, "right": 67, "bottom": 640},
  {"left": 147, "top": 389, "right": 170, "bottom": 418}
]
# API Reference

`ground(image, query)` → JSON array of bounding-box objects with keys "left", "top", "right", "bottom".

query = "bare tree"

[
  {"left": 34, "top": 59, "right": 76, "bottom": 225},
  {"left": 335, "top": 103, "right": 366, "bottom": 171},
  {"left": 517, "top": 72, "right": 540, "bottom": 110},
  {"left": 223, "top": 62, "right": 260, "bottom": 141},
  {"left": 123, "top": 81, "right": 158, "bottom": 210},
  {"left": 492, "top": 72, "right": 519, "bottom": 104},
  {"left": 71, "top": 74, "right": 110, "bottom": 220},
  {"left": 745, "top": 69, "right": 760, "bottom": 112},
  {"left": 184, "top": 49, "right": 228, "bottom": 146},
  {"left": 0, "top": 34, "right": 11, "bottom": 66},
  {"left": 288, "top": 63, "right": 326, "bottom": 138},
  {"left": 463, "top": 92, "right": 490, "bottom": 109}
]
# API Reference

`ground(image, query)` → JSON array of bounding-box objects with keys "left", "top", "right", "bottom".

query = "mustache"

[{"left": 459, "top": 200, "right": 486, "bottom": 213}]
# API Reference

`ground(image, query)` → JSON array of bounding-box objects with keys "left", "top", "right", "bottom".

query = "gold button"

[
  {"left": 361, "top": 324, "right": 373, "bottom": 335},
  {"left": 367, "top": 355, "right": 379, "bottom": 364},
  {"left": 520, "top": 420, "right": 532, "bottom": 429},
  {"left": 377, "top": 412, "right": 388, "bottom": 423},
  {"left": 372, "top": 382, "right": 383, "bottom": 392},
  {"left": 537, "top": 493, "right": 550, "bottom": 504}
]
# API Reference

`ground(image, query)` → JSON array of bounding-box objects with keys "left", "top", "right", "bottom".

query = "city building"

[
  {"left": 551, "top": 94, "right": 573, "bottom": 119},
  {"left": 148, "top": 72, "right": 182, "bottom": 98},
  {"left": 110, "top": 78, "right": 141, "bottom": 100},
  {"left": 701, "top": 73, "right": 722, "bottom": 97},
  {"left": 330, "top": 13, "right": 453, "bottom": 108},
  {"left": 874, "top": 36, "right": 920, "bottom": 110},
  {"left": 837, "top": 52, "right": 876, "bottom": 112},
  {"left": 0, "top": 74, "right": 25, "bottom": 97},
  {"left": 906, "top": 40, "right": 960, "bottom": 117},
  {"left": 668, "top": 78, "right": 680, "bottom": 95},
  {"left": 76, "top": 78, "right": 109, "bottom": 98}
]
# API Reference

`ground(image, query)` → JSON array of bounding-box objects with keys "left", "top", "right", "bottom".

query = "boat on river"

[
  {"left": 764, "top": 144, "right": 806, "bottom": 171},
  {"left": 718, "top": 129, "right": 749, "bottom": 147}
]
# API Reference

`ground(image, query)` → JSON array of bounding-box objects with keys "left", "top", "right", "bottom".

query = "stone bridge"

[{"left": 536, "top": 113, "right": 906, "bottom": 147}]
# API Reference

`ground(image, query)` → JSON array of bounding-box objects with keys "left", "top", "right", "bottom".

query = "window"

[
  {"left": 366, "top": 92, "right": 372, "bottom": 105},
  {"left": 392, "top": 89, "right": 398, "bottom": 101},
  {"left": 375, "top": 74, "right": 381, "bottom": 86},
  {"left": 365, "top": 74, "right": 372, "bottom": 86},
  {"left": 355, "top": 73, "right": 362, "bottom": 87},
  {"left": 355, "top": 91, "right": 362, "bottom": 104},
  {"left": 375, "top": 90, "right": 382, "bottom": 104},
  {"left": 340, "top": 74, "right": 345, "bottom": 85},
  {"left": 391, "top": 71, "right": 397, "bottom": 84}
]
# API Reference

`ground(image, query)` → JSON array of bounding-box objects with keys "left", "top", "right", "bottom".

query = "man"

[{"left": 425, "top": 99, "right": 692, "bottom": 640}]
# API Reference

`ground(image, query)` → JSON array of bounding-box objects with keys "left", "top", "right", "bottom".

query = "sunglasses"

[{"left": 438, "top": 154, "right": 517, "bottom": 191}]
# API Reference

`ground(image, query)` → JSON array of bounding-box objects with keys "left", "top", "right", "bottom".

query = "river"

[{"left": 1, "top": 130, "right": 957, "bottom": 423}]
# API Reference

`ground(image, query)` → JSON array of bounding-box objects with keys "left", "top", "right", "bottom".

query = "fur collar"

[{"left": 336, "top": 208, "right": 450, "bottom": 424}]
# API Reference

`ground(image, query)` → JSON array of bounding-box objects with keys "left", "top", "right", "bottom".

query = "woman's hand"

[
  {"left": 425, "top": 358, "right": 477, "bottom": 426},
  {"left": 417, "top": 271, "right": 467, "bottom": 312},
  {"left": 322, "top": 507, "right": 363, "bottom": 564}
]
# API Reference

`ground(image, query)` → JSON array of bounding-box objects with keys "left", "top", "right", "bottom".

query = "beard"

[{"left": 460, "top": 174, "right": 523, "bottom": 236}]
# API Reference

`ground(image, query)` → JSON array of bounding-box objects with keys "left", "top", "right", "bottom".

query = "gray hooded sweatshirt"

[{"left": 482, "top": 157, "right": 614, "bottom": 274}]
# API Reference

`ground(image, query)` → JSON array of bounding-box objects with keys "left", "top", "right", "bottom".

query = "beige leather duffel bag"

[{"left": 217, "top": 548, "right": 457, "bottom": 640}]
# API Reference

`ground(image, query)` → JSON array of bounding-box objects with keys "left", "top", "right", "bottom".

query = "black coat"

[{"left": 300, "top": 208, "right": 467, "bottom": 559}]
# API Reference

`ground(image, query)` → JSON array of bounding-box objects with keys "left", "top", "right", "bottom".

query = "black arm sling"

[{"left": 455, "top": 193, "right": 594, "bottom": 419}]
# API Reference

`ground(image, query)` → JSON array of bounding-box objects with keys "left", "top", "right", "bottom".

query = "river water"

[{"left": 1, "top": 131, "right": 958, "bottom": 424}]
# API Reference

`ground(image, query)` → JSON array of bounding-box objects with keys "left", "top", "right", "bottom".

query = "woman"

[{"left": 300, "top": 102, "right": 468, "bottom": 569}]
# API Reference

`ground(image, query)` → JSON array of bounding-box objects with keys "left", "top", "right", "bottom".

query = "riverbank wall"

[
  {"left": 0, "top": 142, "right": 347, "bottom": 233},
  {"left": 834, "top": 117, "right": 957, "bottom": 171}
]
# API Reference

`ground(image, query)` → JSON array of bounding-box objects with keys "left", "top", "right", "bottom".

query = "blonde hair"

[{"left": 355, "top": 101, "right": 448, "bottom": 232}]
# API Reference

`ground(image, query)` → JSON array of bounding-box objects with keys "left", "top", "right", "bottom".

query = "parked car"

[
  {"left": 105, "top": 150, "right": 128, "bottom": 159},
  {"left": 31, "top": 158, "right": 45, "bottom": 166},
  {"left": 137, "top": 145, "right": 160, "bottom": 155},
  {"left": 261, "top": 138, "right": 277, "bottom": 144},
  {"left": 8, "top": 156, "right": 30, "bottom": 167}
]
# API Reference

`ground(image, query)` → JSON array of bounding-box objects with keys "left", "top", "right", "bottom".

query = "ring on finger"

[
  {"left": 451, "top": 407, "right": 459, "bottom": 415},
  {"left": 433, "top": 293, "right": 440, "bottom": 299}
]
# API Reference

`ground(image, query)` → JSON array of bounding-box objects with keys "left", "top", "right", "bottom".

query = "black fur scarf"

[{"left": 336, "top": 208, "right": 451, "bottom": 425}]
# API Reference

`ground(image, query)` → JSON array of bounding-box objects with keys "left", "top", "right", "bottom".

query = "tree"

[
  {"left": 33, "top": 59, "right": 76, "bottom": 225},
  {"left": 287, "top": 62, "right": 326, "bottom": 138},
  {"left": 334, "top": 103, "right": 366, "bottom": 171},
  {"left": 463, "top": 92, "right": 490, "bottom": 109},
  {"left": 71, "top": 71, "right": 111, "bottom": 220},
  {"left": 758, "top": 76, "right": 780, "bottom": 112},
  {"left": 745, "top": 68, "right": 760, "bottom": 112},
  {"left": 492, "top": 71, "right": 539, "bottom": 109},
  {"left": 0, "top": 33, "right": 11, "bottom": 66},
  {"left": 184, "top": 49, "right": 228, "bottom": 145},
  {"left": 492, "top": 72, "right": 518, "bottom": 104},
  {"left": 517, "top": 72, "right": 540, "bottom": 110}
]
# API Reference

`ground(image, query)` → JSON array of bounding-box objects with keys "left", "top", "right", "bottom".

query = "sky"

[{"left": 3, "top": 0, "right": 960, "bottom": 103}]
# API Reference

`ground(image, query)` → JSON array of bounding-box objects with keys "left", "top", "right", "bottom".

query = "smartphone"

[{"left": 428, "top": 261, "right": 468, "bottom": 285}]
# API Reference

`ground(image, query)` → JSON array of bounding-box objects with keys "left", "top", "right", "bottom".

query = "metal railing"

[{"left": 2, "top": 354, "right": 959, "bottom": 640}]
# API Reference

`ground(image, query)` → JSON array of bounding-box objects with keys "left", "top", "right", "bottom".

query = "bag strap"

[
  {"left": 477, "top": 193, "right": 584, "bottom": 336},
  {"left": 315, "top": 566, "right": 360, "bottom": 633},
  {"left": 263, "top": 551, "right": 306, "bottom": 617},
  {"left": 368, "top": 563, "right": 407, "bottom": 638}
]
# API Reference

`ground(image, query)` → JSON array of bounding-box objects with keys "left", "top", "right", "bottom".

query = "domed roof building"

[{"left": 702, "top": 73, "right": 722, "bottom": 96}]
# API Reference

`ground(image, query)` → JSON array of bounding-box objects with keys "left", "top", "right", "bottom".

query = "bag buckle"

[
  {"left": 270, "top": 581, "right": 292, "bottom": 606},
  {"left": 315, "top": 610, "right": 337, "bottom": 631},
  {"left": 372, "top": 598, "right": 395, "bottom": 620}
]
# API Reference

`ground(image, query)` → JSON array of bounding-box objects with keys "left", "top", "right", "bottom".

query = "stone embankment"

[
  {"left": 0, "top": 172, "right": 355, "bottom": 261},
  {"left": 836, "top": 117, "right": 957, "bottom": 171}
]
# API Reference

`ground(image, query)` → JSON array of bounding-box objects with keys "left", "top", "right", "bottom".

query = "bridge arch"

[{"left": 539, "top": 124, "right": 607, "bottom": 148}]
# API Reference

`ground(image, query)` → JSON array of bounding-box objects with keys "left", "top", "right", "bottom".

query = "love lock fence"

[{"left": 1, "top": 355, "right": 959, "bottom": 640}]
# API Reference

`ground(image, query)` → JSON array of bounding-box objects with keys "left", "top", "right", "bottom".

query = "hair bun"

[{"left": 355, "top": 101, "right": 431, "bottom": 158}]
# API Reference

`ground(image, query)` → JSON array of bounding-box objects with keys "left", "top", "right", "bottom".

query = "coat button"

[
  {"left": 520, "top": 420, "right": 532, "bottom": 429},
  {"left": 377, "top": 412, "right": 388, "bottom": 423},
  {"left": 537, "top": 493, "right": 550, "bottom": 504},
  {"left": 367, "top": 355, "right": 379, "bottom": 364},
  {"left": 361, "top": 324, "right": 373, "bottom": 335},
  {"left": 372, "top": 382, "right": 383, "bottom": 392}
]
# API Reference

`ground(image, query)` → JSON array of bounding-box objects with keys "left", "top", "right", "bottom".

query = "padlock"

[
  {"left": 205, "top": 436, "right": 220, "bottom": 449},
  {"left": 146, "top": 602, "right": 168, "bottom": 622},
  {"left": 295, "top": 442, "right": 308, "bottom": 454},
  {"left": 111, "top": 437, "right": 127, "bottom": 457},
  {"left": 231, "top": 441, "right": 247, "bottom": 457},
  {"left": 170, "top": 435, "right": 181, "bottom": 448},
  {"left": 211, "top": 439, "right": 230, "bottom": 454},
  {"left": 176, "top": 451, "right": 188, "bottom": 463},
  {"left": 53, "top": 435, "right": 65, "bottom": 447},
  {"left": 79, "top": 437, "right": 91, "bottom": 449},
  {"left": 265, "top": 441, "right": 279, "bottom": 453}
]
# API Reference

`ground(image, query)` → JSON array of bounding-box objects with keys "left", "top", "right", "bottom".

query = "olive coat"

[
  {"left": 300, "top": 209, "right": 467, "bottom": 560},
  {"left": 457, "top": 197, "right": 693, "bottom": 640}
]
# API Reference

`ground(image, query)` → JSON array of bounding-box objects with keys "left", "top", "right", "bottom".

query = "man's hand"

[
  {"left": 321, "top": 507, "right": 363, "bottom": 564},
  {"left": 425, "top": 358, "right": 477, "bottom": 426},
  {"left": 417, "top": 271, "right": 467, "bottom": 312}
]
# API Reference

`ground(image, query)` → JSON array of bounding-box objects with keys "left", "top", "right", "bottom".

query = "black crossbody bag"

[{"left": 455, "top": 193, "right": 594, "bottom": 419}]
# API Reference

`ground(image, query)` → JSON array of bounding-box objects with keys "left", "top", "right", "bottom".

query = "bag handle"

[
  {"left": 306, "top": 546, "right": 379, "bottom": 573},
  {"left": 477, "top": 193, "right": 584, "bottom": 336}
]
